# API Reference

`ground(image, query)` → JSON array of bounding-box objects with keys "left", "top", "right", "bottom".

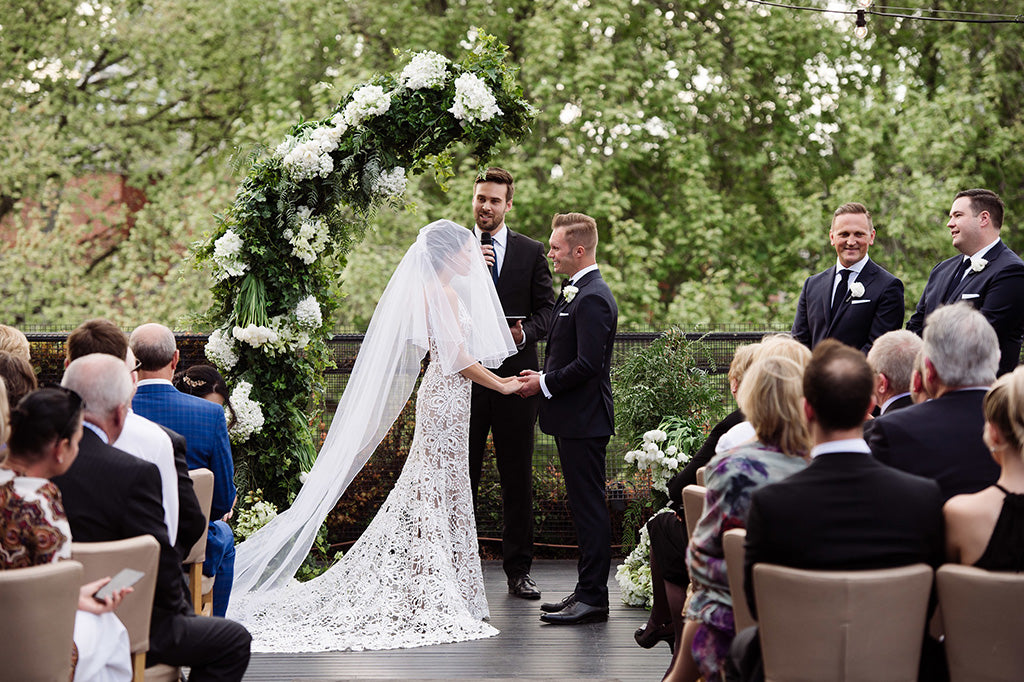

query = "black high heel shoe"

[{"left": 634, "top": 622, "right": 675, "bottom": 651}]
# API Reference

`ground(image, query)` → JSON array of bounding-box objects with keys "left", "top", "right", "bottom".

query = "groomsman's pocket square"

[
  {"left": 850, "top": 299, "right": 872, "bottom": 305},
  {"left": 961, "top": 293, "right": 980, "bottom": 299},
  {"left": 558, "top": 312, "right": 569, "bottom": 317}
]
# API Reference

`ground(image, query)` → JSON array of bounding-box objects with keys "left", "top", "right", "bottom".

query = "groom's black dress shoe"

[
  {"left": 540, "top": 593, "right": 577, "bottom": 613},
  {"left": 539, "top": 600, "right": 609, "bottom": 625},
  {"left": 508, "top": 574, "right": 541, "bottom": 600}
]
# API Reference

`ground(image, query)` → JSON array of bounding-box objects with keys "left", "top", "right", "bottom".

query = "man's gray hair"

[
  {"left": 62, "top": 353, "right": 133, "bottom": 418},
  {"left": 129, "top": 323, "right": 177, "bottom": 371},
  {"left": 867, "top": 330, "right": 923, "bottom": 395},
  {"left": 922, "top": 303, "right": 999, "bottom": 388}
]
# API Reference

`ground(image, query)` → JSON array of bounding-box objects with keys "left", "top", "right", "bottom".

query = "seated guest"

[
  {"left": 131, "top": 323, "right": 237, "bottom": 617},
  {"left": 0, "top": 323, "right": 31, "bottom": 361},
  {"left": 3, "top": 386, "right": 133, "bottom": 681},
  {"left": 0, "top": 350, "right": 38, "bottom": 413},
  {"left": 65, "top": 318, "right": 205, "bottom": 557},
  {"left": 52, "top": 354, "right": 251, "bottom": 680},
  {"left": 714, "top": 335, "right": 812, "bottom": 455},
  {"left": 665, "top": 355, "right": 811, "bottom": 682},
  {"left": 944, "top": 366, "right": 1024, "bottom": 569},
  {"left": 635, "top": 343, "right": 759, "bottom": 654},
  {"left": 909, "top": 349, "right": 932, "bottom": 405},
  {"left": 173, "top": 364, "right": 237, "bottom": 431},
  {"left": 732, "top": 340, "right": 945, "bottom": 682},
  {"left": 866, "top": 330, "right": 922, "bottom": 416},
  {"left": 868, "top": 303, "right": 1001, "bottom": 500}
]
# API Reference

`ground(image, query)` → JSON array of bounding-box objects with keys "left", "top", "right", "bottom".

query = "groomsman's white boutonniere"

[
  {"left": 848, "top": 281, "right": 865, "bottom": 299},
  {"left": 563, "top": 284, "right": 579, "bottom": 303},
  {"left": 969, "top": 255, "right": 989, "bottom": 273}
]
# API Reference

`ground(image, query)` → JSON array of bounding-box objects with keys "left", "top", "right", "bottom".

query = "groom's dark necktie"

[
  {"left": 831, "top": 269, "right": 851, "bottom": 317},
  {"left": 942, "top": 257, "right": 972, "bottom": 301}
]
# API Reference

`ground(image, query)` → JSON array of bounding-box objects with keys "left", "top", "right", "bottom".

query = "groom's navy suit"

[
  {"left": 539, "top": 268, "right": 617, "bottom": 607},
  {"left": 469, "top": 227, "right": 554, "bottom": 580},
  {"left": 791, "top": 258, "right": 904, "bottom": 353},
  {"left": 907, "top": 240, "right": 1024, "bottom": 376}
]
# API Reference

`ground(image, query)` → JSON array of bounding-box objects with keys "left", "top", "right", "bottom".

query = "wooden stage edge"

[{"left": 241, "top": 559, "right": 672, "bottom": 681}]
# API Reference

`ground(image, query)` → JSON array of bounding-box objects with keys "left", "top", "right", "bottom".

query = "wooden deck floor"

[{"left": 241, "top": 560, "right": 673, "bottom": 681}]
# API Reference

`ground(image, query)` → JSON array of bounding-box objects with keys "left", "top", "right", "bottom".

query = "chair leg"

[
  {"left": 132, "top": 652, "right": 146, "bottom": 682},
  {"left": 188, "top": 563, "right": 202, "bottom": 614}
]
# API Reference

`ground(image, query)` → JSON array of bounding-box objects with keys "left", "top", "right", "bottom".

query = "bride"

[{"left": 227, "top": 220, "right": 521, "bottom": 652}]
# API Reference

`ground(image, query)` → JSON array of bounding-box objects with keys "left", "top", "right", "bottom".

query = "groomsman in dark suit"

[
  {"left": 518, "top": 212, "right": 618, "bottom": 625},
  {"left": 468, "top": 168, "right": 554, "bottom": 600},
  {"left": 53, "top": 354, "right": 251, "bottom": 679},
  {"left": 869, "top": 303, "right": 1001, "bottom": 501},
  {"left": 907, "top": 188, "right": 1024, "bottom": 376},
  {"left": 731, "top": 340, "right": 945, "bottom": 682},
  {"left": 791, "top": 202, "right": 904, "bottom": 353}
]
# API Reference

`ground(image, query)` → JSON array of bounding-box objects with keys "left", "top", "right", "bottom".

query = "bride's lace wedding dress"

[{"left": 230, "top": 335, "right": 498, "bottom": 652}]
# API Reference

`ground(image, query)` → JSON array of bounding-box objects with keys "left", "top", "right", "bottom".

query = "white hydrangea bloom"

[
  {"left": 275, "top": 135, "right": 298, "bottom": 158},
  {"left": 294, "top": 295, "right": 323, "bottom": 329},
  {"left": 232, "top": 324, "right": 280, "bottom": 348},
  {"left": 400, "top": 51, "right": 450, "bottom": 90},
  {"left": 227, "top": 380, "right": 265, "bottom": 443},
  {"left": 286, "top": 206, "right": 330, "bottom": 265},
  {"left": 374, "top": 167, "right": 407, "bottom": 198},
  {"left": 448, "top": 72, "right": 502, "bottom": 122},
  {"left": 204, "top": 328, "right": 239, "bottom": 371},
  {"left": 282, "top": 138, "right": 334, "bottom": 181},
  {"left": 212, "top": 229, "right": 248, "bottom": 280},
  {"left": 342, "top": 85, "right": 392, "bottom": 126}
]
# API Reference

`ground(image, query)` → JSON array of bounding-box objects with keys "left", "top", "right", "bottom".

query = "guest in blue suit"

[
  {"left": 907, "top": 188, "right": 1024, "bottom": 376},
  {"left": 791, "top": 202, "right": 904, "bottom": 354},
  {"left": 130, "top": 323, "right": 237, "bottom": 618}
]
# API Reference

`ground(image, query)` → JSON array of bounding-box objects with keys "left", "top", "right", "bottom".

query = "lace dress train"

[{"left": 230, "top": 349, "right": 497, "bottom": 652}]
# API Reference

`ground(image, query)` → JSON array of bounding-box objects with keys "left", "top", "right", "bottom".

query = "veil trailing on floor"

[{"left": 232, "top": 220, "right": 516, "bottom": 594}]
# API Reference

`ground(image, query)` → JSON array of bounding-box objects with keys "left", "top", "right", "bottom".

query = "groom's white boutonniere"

[
  {"left": 848, "top": 281, "right": 865, "bottom": 299},
  {"left": 970, "top": 256, "right": 988, "bottom": 273},
  {"left": 563, "top": 284, "right": 579, "bottom": 303}
]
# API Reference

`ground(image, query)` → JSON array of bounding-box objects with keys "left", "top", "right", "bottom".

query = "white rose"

[{"left": 849, "top": 281, "right": 866, "bottom": 298}]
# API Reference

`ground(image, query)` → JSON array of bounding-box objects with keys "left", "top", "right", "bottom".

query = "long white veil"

[{"left": 232, "top": 219, "right": 516, "bottom": 594}]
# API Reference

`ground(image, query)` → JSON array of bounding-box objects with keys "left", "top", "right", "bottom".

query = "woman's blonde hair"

[
  {"left": 754, "top": 333, "right": 812, "bottom": 369},
  {"left": 728, "top": 343, "right": 761, "bottom": 391},
  {"left": 736, "top": 355, "right": 810, "bottom": 457},
  {"left": 983, "top": 366, "right": 1024, "bottom": 460}
]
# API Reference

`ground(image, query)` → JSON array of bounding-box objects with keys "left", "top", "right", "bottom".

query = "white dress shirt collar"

[
  {"left": 834, "top": 254, "right": 869, "bottom": 276},
  {"left": 966, "top": 237, "right": 1000, "bottom": 261},
  {"left": 569, "top": 263, "right": 599, "bottom": 284},
  {"left": 810, "top": 437, "right": 871, "bottom": 459},
  {"left": 83, "top": 420, "right": 109, "bottom": 444},
  {"left": 136, "top": 378, "right": 173, "bottom": 388}
]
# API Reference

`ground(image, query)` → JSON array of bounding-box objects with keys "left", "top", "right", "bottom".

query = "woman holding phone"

[{"left": 1, "top": 386, "right": 133, "bottom": 681}]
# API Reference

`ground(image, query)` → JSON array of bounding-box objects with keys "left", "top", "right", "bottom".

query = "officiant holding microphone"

[{"left": 469, "top": 167, "right": 555, "bottom": 600}]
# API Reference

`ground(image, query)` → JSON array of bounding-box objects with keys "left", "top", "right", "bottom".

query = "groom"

[{"left": 518, "top": 212, "right": 618, "bottom": 624}]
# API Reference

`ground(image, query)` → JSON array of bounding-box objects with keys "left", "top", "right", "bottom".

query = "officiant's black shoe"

[
  {"left": 508, "top": 574, "right": 541, "bottom": 600},
  {"left": 540, "top": 593, "right": 577, "bottom": 613},
  {"left": 540, "top": 600, "right": 609, "bottom": 625}
]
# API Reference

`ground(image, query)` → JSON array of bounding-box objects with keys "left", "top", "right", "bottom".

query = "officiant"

[{"left": 791, "top": 201, "right": 904, "bottom": 354}]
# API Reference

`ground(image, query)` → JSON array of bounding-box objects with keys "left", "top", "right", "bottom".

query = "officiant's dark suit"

[
  {"left": 906, "top": 189, "right": 1024, "bottom": 376},
  {"left": 520, "top": 213, "right": 617, "bottom": 622},
  {"left": 468, "top": 170, "right": 555, "bottom": 598},
  {"left": 791, "top": 203, "right": 904, "bottom": 353}
]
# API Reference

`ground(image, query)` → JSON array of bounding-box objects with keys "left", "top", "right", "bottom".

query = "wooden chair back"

[
  {"left": 682, "top": 484, "right": 706, "bottom": 540},
  {"left": 723, "top": 528, "right": 755, "bottom": 632}
]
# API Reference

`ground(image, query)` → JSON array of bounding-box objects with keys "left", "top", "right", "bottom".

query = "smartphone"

[{"left": 92, "top": 568, "right": 145, "bottom": 602}]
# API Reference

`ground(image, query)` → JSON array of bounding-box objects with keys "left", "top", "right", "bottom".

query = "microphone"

[{"left": 480, "top": 231, "right": 494, "bottom": 278}]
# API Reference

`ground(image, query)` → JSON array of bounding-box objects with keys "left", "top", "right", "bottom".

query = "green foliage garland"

[{"left": 193, "top": 32, "right": 534, "bottom": 507}]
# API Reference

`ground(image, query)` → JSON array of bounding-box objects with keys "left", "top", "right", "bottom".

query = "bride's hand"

[{"left": 498, "top": 376, "right": 522, "bottom": 395}]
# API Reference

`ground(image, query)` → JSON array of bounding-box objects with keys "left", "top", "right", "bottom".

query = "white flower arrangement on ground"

[
  {"left": 205, "top": 328, "right": 239, "bottom": 371},
  {"left": 624, "top": 429, "right": 682, "bottom": 495},
  {"left": 449, "top": 72, "right": 502, "bottom": 122},
  {"left": 232, "top": 489, "right": 278, "bottom": 541},
  {"left": 399, "top": 50, "right": 449, "bottom": 90},
  {"left": 212, "top": 229, "right": 248, "bottom": 280},
  {"left": 615, "top": 522, "right": 654, "bottom": 607},
  {"left": 342, "top": 84, "right": 392, "bottom": 126},
  {"left": 228, "top": 380, "right": 265, "bottom": 444},
  {"left": 283, "top": 206, "right": 330, "bottom": 265}
]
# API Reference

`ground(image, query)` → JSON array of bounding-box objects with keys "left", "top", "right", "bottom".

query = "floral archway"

[{"left": 194, "top": 32, "right": 534, "bottom": 507}]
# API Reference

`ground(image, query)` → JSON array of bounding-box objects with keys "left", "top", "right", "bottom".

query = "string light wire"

[{"left": 745, "top": 0, "right": 1024, "bottom": 24}]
